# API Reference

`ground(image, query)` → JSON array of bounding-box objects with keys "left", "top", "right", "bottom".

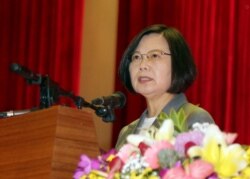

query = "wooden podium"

[{"left": 0, "top": 105, "right": 100, "bottom": 178}]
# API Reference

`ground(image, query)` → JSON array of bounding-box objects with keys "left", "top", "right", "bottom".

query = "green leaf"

[{"left": 157, "top": 108, "right": 188, "bottom": 134}]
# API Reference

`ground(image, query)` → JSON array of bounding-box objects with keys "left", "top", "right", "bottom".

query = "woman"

[{"left": 115, "top": 24, "right": 214, "bottom": 149}]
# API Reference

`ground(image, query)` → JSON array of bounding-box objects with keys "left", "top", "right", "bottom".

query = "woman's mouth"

[{"left": 138, "top": 76, "right": 153, "bottom": 83}]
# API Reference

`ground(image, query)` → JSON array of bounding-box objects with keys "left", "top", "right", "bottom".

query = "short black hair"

[{"left": 119, "top": 24, "right": 197, "bottom": 93}]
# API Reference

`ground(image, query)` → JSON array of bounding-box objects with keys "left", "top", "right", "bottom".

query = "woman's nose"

[{"left": 139, "top": 57, "right": 149, "bottom": 71}]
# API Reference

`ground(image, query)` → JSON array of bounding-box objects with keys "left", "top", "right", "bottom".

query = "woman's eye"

[
  {"left": 150, "top": 53, "right": 161, "bottom": 60},
  {"left": 132, "top": 54, "right": 141, "bottom": 61}
]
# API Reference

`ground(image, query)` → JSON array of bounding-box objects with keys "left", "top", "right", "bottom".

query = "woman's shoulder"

[
  {"left": 115, "top": 119, "right": 140, "bottom": 150},
  {"left": 119, "top": 119, "right": 140, "bottom": 134},
  {"left": 182, "top": 102, "right": 208, "bottom": 114},
  {"left": 181, "top": 103, "right": 214, "bottom": 129}
]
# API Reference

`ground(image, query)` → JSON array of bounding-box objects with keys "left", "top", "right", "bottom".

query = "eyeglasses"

[{"left": 130, "top": 49, "right": 171, "bottom": 64}]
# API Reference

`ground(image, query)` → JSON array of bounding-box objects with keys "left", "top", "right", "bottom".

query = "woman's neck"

[{"left": 146, "top": 93, "right": 175, "bottom": 117}]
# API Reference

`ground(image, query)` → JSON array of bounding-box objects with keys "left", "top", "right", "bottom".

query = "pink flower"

[
  {"left": 188, "top": 160, "right": 214, "bottom": 178},
  {"left": 116, "top": 143, "right": 138, "bottom": 163},
  {"left": 144, "top": 141, "right": 174, "bottom": 169},
  {"left": 162, "top": 166, "right": 188, "bottom": 179},
  {"left": 107, "top": 156, "right": 124, "bottom": 179},
  {"left": 73, "top": 155, "right": 99, "bottom": 179},
  {"left": 138, "top": 142, "right": 150, "bottom": 155},
  {"left": 100, "top": 148, "right": 117, "bottom": 161},
  {"left": 174, "top": 130, "right": 204, "bottom": 157},
  {"left": 162, "top": 160, "right": 214, "bottom": 179},
  {"left": 223, "top": 132, "right": 238, "bottom": 144}
]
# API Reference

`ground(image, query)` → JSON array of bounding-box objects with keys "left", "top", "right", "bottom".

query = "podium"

[{"left": 0, "top": 105, "right": 99, "bottom": 178}]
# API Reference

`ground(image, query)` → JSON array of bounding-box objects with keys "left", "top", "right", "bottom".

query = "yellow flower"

[
  {"left": 245, "top": 146, "right": 250, "bottom": 164},
  {"left": 106, "top": 154, "right": 116, "bottom": 162},
  {"left": 237, "top": 147, "right": 250, "bottom": 178},
  {"left": 81, "top": 170, "right": 108, "bottom": 179},
  {"left": 188, "top": 124, "right": 248, "bottom": 178},
  {"left": 113, "top": 172, "right": 121, "bottom": 179},
  {"left": 232, "top": 166, "right": 250, "bottom": 179},
  {"left": 128, "top": 168, "right": 159, "bottom": 179},
  {"left": 198, "top": 138, "right": 248, "bottom": 178},
  {"left": 240, "top": 166, "right": 250, "bottom": 178}
]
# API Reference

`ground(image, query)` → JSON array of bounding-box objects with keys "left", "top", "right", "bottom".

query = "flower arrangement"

[{"left": 74, "top": 110, "right": 250, "bottom": 179}]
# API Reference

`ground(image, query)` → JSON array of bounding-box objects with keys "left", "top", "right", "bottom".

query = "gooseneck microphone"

[
  {"left": 10, "top": 63, "right": 41, "bottom": 84},
  {"left": 8, "top": 62, "right": 126, "bottom": 122},
  {"left": 91, "top": 92, "right": 126, "bottom": 122},
  {"left": 91, "top": 91, "right": 126, "bottom": 108}
]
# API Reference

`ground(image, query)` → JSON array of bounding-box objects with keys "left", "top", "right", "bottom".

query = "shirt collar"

[{"left": 136, "top": 93, "right": 188, "bottom": 131}]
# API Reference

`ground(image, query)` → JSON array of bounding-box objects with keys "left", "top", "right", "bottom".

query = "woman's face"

[{"left": 129, "top": 33, "right": 172, "bottom": 99}]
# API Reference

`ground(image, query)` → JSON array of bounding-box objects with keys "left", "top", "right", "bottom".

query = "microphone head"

[
  {"left": 91, "top": 91, "right": 126, "bottom": 108},
  {"left": 10, "top": 63, "right": 42, "bottom": 84}
]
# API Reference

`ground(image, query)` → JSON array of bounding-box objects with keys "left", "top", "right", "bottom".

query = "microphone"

[
  {"left": 0, "top": 109, "right": 32, "bottom": 118},
  {"left": 10, "top": 63, "right": 41, "bottom": 84},
  {"left": 91, "top": 91, "right": 126, "bottom": 108}
]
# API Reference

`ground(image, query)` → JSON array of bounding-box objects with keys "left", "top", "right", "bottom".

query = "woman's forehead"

[{"left": 135, "top": 33, "right": 169, "bottom": 52}]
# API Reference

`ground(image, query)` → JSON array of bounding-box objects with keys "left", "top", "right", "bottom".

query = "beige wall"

[{"left": 79, "top": 1, "right": 118, "bottom": 150}]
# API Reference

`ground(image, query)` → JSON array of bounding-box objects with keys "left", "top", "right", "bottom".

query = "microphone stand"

[
  {"left": 33, "top": 75, "right": 114, "bottom": 121},
  {"left": 38, "top": 75, "right": 115, "bottom": 121},
  {"left": 71, "top": 95, "right": 115, "bottom": 122},
  {"left": 9, "top": 63, "right": 115, "bottom": 121}
]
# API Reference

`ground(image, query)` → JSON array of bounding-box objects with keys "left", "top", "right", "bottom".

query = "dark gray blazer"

[{"left": 115, "top": 93, "right": 214, "bottom": 150}]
